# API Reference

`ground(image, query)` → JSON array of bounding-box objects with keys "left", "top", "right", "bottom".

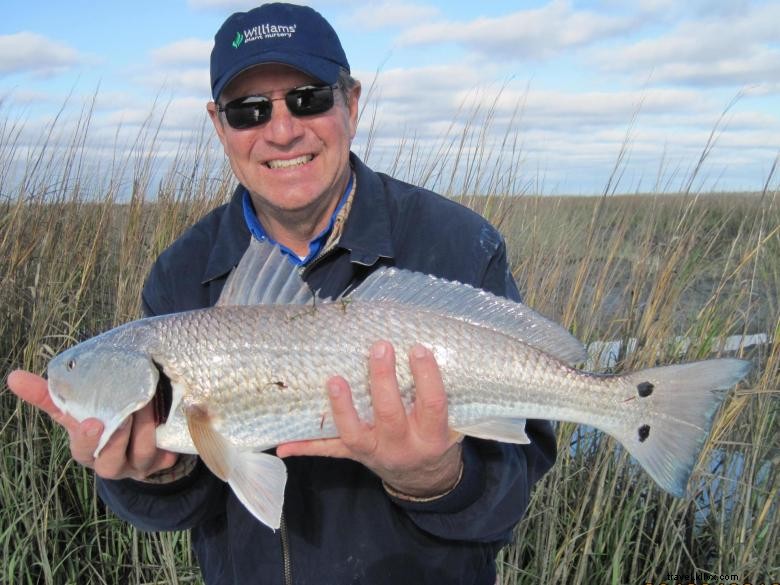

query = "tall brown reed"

[
  {"left": 1, "top": 96, "right": 231, "bottom": 584},
  {"left": 495, "top": 191, "right": 778, "bottom": 584},
  {"left": 1, "top": 92, "right": 777, "bottom": 584}
]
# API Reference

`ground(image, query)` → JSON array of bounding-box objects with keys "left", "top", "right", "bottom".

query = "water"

[{"left": 586, "top": 333, "right": 770, "bottom": 370}]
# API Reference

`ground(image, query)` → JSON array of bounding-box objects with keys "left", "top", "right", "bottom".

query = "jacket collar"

[
  {"left": 201, "top": 152, "right": 395, "bottom": 283},
  {"left": 337, "top": 153, "right": 395, "bottom": 266},
  {"left": 202, "top": 185, "right": 252, "bottom": 284}
]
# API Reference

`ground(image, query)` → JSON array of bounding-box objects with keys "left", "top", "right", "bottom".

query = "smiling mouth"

[{"left": 266, "top": 154, "right": 314, "bottom": 169}]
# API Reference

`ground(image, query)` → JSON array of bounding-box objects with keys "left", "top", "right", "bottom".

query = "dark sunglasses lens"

[
  {"left": 224, "top": 97, "right": 272, "bottom": 129},
  {"left": 286, "top": 86, "right": 335, "bottom": 116},
  {"left": 222, "top": 86, "right": 336, "bottom": 129}
]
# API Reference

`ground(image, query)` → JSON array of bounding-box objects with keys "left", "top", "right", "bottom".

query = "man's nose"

[{"left": 264, "top": 98, "right": 305, "bottom": 145}]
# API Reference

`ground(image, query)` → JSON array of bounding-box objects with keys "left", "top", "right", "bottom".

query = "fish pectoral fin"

[
  {"left": 186, "top": 405, "right": 231, "bottom": 480},
  {"left": 186, "top": 406, "right": 287, "bottom": 531},
  {"left": 454, "top": 417, "right": 531, "bottom": 444}
]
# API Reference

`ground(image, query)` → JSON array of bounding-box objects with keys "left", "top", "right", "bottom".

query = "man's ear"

[
  {"left": 207, "top": 102, "right": 228, "bottom": 148},
  {"left": 347, "top": 82, "right": 362, "bottom": 140}
]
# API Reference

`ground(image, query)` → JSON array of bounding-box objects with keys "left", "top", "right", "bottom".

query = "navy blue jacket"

[{"left": 97, "top": 154, "right": 556, "bottom": 584}]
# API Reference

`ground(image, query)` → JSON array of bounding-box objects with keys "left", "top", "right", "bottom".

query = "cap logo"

[
  {"left": 235, "top": 23, "right": 298, "bottom": 48},
  {"left": 212, "top": 6, "right": 348, "bottom": 99}
]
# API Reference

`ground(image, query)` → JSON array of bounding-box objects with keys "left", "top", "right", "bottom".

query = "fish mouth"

[
  {"left": 152, "top": 361, "right": 173, "bottom": 425},
  {"left": 48, "top": 382, "right": 68, "bottom": 412}
]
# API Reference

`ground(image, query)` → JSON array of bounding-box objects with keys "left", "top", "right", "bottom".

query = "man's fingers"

[
  {"left": 325, "top": 376, "right": 376, "bottom": 455},
  {"left": 92, "top": 417, "right": 132, "bottom": 478},
  {"left": 277, "top": 375, "right": 375, "bottom": 460},
  {"left": 408, "top": 344, "right": 450, "bottom": 444},
  {"left": 8, "top": 369, "right": 173, "bottom": 479},
  {"left": 367, "top": 341, "right": 407, "bottom": 440},
  {"left": 151, "top": 450, "right": 180, "bottom": 475},
  {"left": 276, "top": 437, "right": 352, "bottom": 459},
  {"left": 7, "top": 369, "right": 85, "bottom": 432},
  {"left": 8, "top": 370, "right": 59, "bottom": 417},
  {"left": 127, "top": 403, "right": 161, "bottom": 474},
  {"left": 68, "top": 418, "right": 104, "bottom": 466}
]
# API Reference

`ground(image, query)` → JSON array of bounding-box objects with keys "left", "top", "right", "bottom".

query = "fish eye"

[{"left": 67, "top": 359, "right": 76, "bottom": 371}]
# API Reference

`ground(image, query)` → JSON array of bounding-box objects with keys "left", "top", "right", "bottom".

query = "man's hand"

[
  {"left": 6, "top": 370, "right": 178, "bottom": 481},
  {"left": 276, "top": 341, "right": 464, "bottom": 498}
]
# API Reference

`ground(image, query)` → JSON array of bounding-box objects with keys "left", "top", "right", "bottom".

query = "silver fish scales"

[{"left": 47, "top": 239, "right": 751, "bottom": 530}]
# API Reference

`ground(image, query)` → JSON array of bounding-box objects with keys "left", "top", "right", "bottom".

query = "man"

[{"left": 8, "top": 3, "right": 556, "bottom": 583}]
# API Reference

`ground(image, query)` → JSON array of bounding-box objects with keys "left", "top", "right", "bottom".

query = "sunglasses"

[{"left": 217, "top": 84, "right": 340, "bottom": 130}]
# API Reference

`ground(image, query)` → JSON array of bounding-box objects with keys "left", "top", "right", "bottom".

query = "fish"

[{"left": 46, "top": 238, "right": 751, "bottom": 530}]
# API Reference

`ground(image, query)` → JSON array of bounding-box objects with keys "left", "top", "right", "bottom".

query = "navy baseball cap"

[{"left": 210, "top": 3, "right": 350, "bottom": 101}]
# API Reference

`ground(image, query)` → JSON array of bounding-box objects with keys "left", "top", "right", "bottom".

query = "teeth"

[{"left": 267, "top": 155, "right": 313, "bottom": 169}]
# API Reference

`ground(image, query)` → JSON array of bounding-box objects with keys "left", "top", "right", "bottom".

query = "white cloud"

[
  {"left": 593, "top": 2, "right": 780, "bottom": 86},
  {"left": 743, "top": 82, "right": 780, "bottom": 97},
  {"left": 397, "top": 0, "right": 633, "bottom": 59},
  {"left": 352, "top": 62, "right": 778, "bottom": 192},
  {"left": 359, "top": 64, "right": 708, "bottom": 137},
  {"left": 357, "top": 63, "right": 487, "bottom": 100},
  {"left": 0, "top": 88, "right": 56, "bottom": 106},
  {"left": 517, "top": 88, "right": 703, "bottom": 119},
  {"left": 637, "top": 0, "right": 680, "bottom": 13},
  {"left": 134, "top": 67, "right": 211, "bottom": 97},
  {"left": 141, "top": 39, "right": 212, "bottom": 98},
  {"left": 92, "top": 91, "right": 148, "bottom": 113},
  {"left": 100, "top": 107, "right": 155, "bottom": 128},
  {"left": 353, "top": 63, "right": 511, "bottom": 141},
  {"left": 150, "top": 39, "right": 213, "bottom": 66},
  {"left": 0, "top": 32, "right": 85, "bottom": 77},
  {"left": 646, "top": 50, "right": 780, "bottom": 87},
  {"left": 350, "top": 2, "right": 440, "bottom": 30},
  {"left": 94, "top": 97, "right": 210, "bottom": 139},
  {"left": 162, "top": 97, "right": 214, "bottom": 130}
]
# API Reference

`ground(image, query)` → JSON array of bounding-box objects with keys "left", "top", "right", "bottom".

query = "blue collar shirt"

[{"left": 241, "top": 172, "right": 354, "bottom": 266}]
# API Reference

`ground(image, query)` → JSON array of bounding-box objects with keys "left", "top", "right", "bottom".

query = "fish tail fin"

[{"left": 613, "top": 358, "right": 751, "bottom": 497}]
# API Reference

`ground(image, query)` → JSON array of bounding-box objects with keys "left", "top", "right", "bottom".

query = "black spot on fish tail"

[
  {"left": 638, "top": 424, "right": 651, "bottom": 443},
  {"left": 152, "top": 361, "right": 173, "bottom": 425},
  {"left": 637, "top": 381, "right": 654, "bottom": 397}
]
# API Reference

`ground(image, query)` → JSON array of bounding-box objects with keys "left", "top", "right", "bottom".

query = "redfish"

[{"left": 47, "top": 239, "right": 750, "bottom": 530}]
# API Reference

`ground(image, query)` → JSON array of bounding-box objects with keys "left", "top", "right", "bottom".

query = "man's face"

[{"left": 208, "top": 64, "right": 360, "bottom": 222}]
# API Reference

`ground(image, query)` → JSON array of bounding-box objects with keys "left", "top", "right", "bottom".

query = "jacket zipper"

[
  {"left": 300, "top": 245, "right": 338, "bottom": 280},
  {"left": 280, "top": 511, "right": 292, "bottom": 585},
  {"left": 282, "top": 248, "right": 343, "bottom": 585}
]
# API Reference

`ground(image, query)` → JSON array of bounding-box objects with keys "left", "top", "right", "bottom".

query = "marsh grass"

[
  {"left": 1, "top": 96, "right": 778, "bottom": 584},
  {"left": 494, "top": 192, "right": 779, "bottom": 584}
]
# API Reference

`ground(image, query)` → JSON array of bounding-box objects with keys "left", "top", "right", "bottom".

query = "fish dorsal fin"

[
  {"left": 350, "top": 268, "right": 587, "bottom": 366},
  {"left": 217, "top": 238, "right": 315, "bottom": 306}
]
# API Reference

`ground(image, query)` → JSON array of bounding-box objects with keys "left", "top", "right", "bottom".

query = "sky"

[{"left": 2, "top": 0, "right": 779, "bottom": 195}]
